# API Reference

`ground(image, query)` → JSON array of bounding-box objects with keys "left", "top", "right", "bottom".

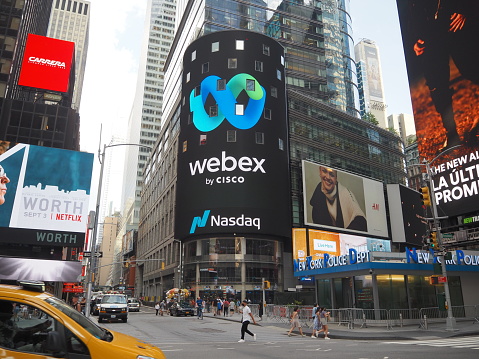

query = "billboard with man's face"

[
  {"left": 396, "top": 0, "right": 479, "bottom": 217},
  {"left": 18, "top": 34, "right": 75, "bottom": 93},
  {"left": 0, "top": 142, "right": 93, "bottom": 247},
  {"left": 302, "top": 160, "right": 388, "bottom": 238}
]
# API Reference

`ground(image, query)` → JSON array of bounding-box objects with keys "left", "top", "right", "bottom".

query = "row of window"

[{"left": 55, "top": 0, "right": 89, "bottom": 15}]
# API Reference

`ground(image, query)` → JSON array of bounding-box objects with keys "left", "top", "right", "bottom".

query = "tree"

[{"left": 362, "top": 112, "right": 379, "bottom": 126}]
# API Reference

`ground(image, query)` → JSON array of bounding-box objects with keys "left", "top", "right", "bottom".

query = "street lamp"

[
  {"left": 84, "top": 142, "right": 151, "bottom": 317},
  {"left": 422, "top": 145, "right": 461, "bottom": 331}
]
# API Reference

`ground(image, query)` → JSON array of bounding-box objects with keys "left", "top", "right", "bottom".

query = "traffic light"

[
  {"left": 430, "top": 232, "right": 438, "bottom": 248},
  {"left": 263, "top": 280, "right": 270, "bottom": 289},
  {"left": 420, "top": 186, "right": 431, "bottom": 206}
]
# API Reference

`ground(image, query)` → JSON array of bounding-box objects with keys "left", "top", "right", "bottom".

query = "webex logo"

[
  {"left": 190, "top": 73, "right": 265, "bottom": 132},
  {"left": 190, "top": 210, "right": 261, "bottom": 234}
]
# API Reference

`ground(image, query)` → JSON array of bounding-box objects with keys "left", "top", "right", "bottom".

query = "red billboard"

[
  {"left": 18, "top": 34, "right": 75, "bottom": 93},
  {"left": 396, "top": 1, "right": 479, "bottom": 217}
]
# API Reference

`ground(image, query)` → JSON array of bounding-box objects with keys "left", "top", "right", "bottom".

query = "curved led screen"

[{"left": 175, "top": 31, "right": 291, "bottom": 240}]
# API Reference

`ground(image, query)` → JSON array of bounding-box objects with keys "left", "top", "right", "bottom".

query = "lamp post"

[
  {"left": 84, "top": 143, "right": 151, "bottom": 317},
  {"left": 422, "top": 145, "right": 461, "bottom": 331}
]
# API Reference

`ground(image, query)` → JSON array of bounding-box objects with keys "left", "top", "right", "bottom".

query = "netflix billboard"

[
  {"left": 18, "top": 34, "right": 75, "bottom": 93},
  {"left": 396, "top": 1, "right": 479, "bottom": 217}
]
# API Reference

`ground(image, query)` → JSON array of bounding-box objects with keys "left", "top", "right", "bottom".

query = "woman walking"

[
  {"left": 287, "top": 306, "right": 305, "bottom": 337},
  {"left": 311, "top": 304, "right": 321, "bottom": 338},
  {"left": 316, "top": 307, "right": 330, "bottom": 339}
]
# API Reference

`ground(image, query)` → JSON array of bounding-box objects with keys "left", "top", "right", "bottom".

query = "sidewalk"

[
  {"left": 201, "top": 311, "right": 479, "bottom": 340},
  {"left": 140, "top": 305, "right": 479, "bottom": 340}
]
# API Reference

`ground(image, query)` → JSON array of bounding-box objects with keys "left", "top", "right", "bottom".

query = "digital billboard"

[
  {"left": 0, "top": 142, "right": 93, "bottom": 247},
  {"left": 396, "top": 1, "right": 479, "bottom": 216},
  {"left": 302, "top": 160, "right": 388, "bottom": 237},
  {"left": 387, "top": 184, "right": 427, "bottom": 246},
  {"left": 18, "top": 34, "right": 75, "bottom": 93},
  {"left": 175, "top": 31, "right": 291, "bottom": 240},
  {"left": 0, "top": 257, "right": 82, "bottom": 282},
  {"left": 292, "top": 228, "right": 391, "bottom": 273}
]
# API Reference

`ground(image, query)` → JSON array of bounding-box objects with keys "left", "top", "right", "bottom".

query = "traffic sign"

[{"left": 83, "top": 251, "right": 103, "bottom": 258}]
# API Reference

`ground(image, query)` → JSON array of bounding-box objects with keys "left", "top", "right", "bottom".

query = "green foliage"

[{"left": 362, "top": 112, "right": 379, "bottom": 126}]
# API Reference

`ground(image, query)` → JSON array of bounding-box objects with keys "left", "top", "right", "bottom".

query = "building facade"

[
  {"left": 136, "top": 0, "right": 406, "bottom": 302},
  {"left": 47, "top": 0, "right": 90, "bottom": 111},
  {"left": 354, "top": 39, "right": 387, "bottom": 128}
]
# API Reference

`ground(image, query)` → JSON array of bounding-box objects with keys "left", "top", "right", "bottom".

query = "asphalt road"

[{"left": 99, "top": 310, "right": 479, "bottom": 359}]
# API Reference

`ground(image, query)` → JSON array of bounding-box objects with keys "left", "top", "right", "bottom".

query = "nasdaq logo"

[
  {"left": 190, "top": 210, "right": 210, "bottom": 234},
  {"left": 190, "top": 73, "right": 266, "bottom": 132}
]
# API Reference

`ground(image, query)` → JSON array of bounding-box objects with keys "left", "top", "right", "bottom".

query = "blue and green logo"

[{"left": 190, "top": 73, "right": 266, "bottom": 132}]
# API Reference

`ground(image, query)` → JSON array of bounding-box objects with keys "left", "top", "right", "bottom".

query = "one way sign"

[{"left": 83, "top": 251, "right": 103, "bottom": 258}]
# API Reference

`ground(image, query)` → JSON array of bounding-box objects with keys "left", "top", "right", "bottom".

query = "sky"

[{"left": 78, "top": 0, "right": 415, "bottom": 211}]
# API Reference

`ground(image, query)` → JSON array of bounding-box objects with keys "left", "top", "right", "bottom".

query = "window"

[
  {"left": 191, "top": 50, "right": 196, "bottom": 61},
  {"left": 264, "top": 108, "right": 272, "bottom": 119},
  {"left": 194, "top": 86, "right": 200, "bottom": 96},
  {"left": 255, "top": 61, "right": 263, "bottom": 72},
  {"left": 277, "top": 69, "right": 282, "bottom": 80},
  {"left": 236, "top": 40, "right": 244, "bottom": 50},
  {"left": 255, "top": 132, "right": 265, "bottom": 144},
  {"left": 227, "top": 130, "right": 236, "bottom": 142},
  {"left": 200, "top": 135, "right": 207, "bottom": 145},
  {"left": 217, "top": 79, "right": 226, "bottom": 91},
  {"left": 212, "top": 42, "right": 219, "bottom": 52},
  {"left": 186, "top": 72, "right": 190, "bottom": 83},
  {"left": 202, "top": 62, "right": 209, "bottom": 73},
  {"left": 271, "top": 86, "right": 278, "bottom": 98},
  {"left": 263, "top": 45, "right": 270, "bottom": 56},
  {"left": 209, "top": 105, "right": 218, "bottom": 117},
  {"left": 228, "top": 58, "right": 237, "bottom": 69},
  {"left": 281, "top": 56, "right": 285, "bottom": 66},
  {"left": 246, "top": 79, "right": 255, "bottom": 91},
  {"left": 278, "top": 138, "right": 284, "bottom": 150},
  {"left": 235, "top": 104, "right": 244, "bottom": 115}
]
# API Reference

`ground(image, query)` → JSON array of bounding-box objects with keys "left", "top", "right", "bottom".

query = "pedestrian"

[
  {"left": 223, "top": 298, "right": 229, "bottom": 316},
  {"left": 216, "top": 298, "right": 223, "bottom": 316},
  {"left": 258, "top": 300, "right": 264, "bottom": 321},
  {"left": 287, "top": 306, "right": 305, "bottom": 337},
  {"left": 238, "top": 300, "right": 256, "bottom": 343},
  {"left": 154, "top": 302, "right": 160, "bottom": 316},
  {"left": 311, "top": 304, "right": 321, "bottom": 338},
  {"left": 160, "top": 300, "right": 166, "bottom": 316},
  {"left": 213, "top": 298, "right": 217, "bottom": 316},
  {"left": 229, "top": 299, "right": 235, "bottom": 316},
  {"left": 71, "top": 296, "right": 81, "bottom": 312},
  {"left": 196, "top": 297, "right": 204, "bottom": 320},
  {"left": 316, "top": 307, "right": 330, "bottom": 339}
]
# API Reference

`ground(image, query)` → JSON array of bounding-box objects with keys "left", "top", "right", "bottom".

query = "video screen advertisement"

[
  {"left": 302, "top": 160, "right": 388, "bottom": 238},
  {"left": 396, "top": 1, "right": 479, "bottom": 217},
  {"left": 18, "top": 34, "right": 75, "bottom": 93},
  {"left": 292, "top": 228, "right": 391, "bottom": 275},
  {"left": 0, "top": 142, "right": 94, "bottom": 247},
  {"left": 387, "top": 184, "right": 427, "bottom": 246},
  {"left": 175, "top": 30, "right": 291, "bottom": 240}
]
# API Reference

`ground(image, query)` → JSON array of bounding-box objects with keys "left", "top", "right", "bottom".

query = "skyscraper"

[
  {"left": 47, "top": 0, "right": 90, "bottom": 111},
  {"left": 136, "top": 0, "right": 405, "bottom": 299},
  {"left": 354, "top": 39, "right": 387, "bottom": 128}
]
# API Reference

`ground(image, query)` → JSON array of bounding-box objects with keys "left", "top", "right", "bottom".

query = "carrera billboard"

[
  {"left": 18, "top": 34, "right": 75, "bottom": 93},
  {"left": 396, "top": 1, "right": 479, "bottom": 216},
  {"left": 175, "top": 31, "right": 291, "bottom": 240},
  {"left": 0, "top": 141, "right": 93, "bottom": 247},
  {"left": 302, "top": 160, "right": 389, "bottom": 238}
]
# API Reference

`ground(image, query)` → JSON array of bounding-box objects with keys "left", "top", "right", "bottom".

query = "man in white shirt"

[{"left": 238, "top": 300, "right": 256, "bottom": 343}]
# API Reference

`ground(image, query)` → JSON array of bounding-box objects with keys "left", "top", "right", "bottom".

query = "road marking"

[{"left": 217, "top": 348, "right": 235, "bottom": 350}]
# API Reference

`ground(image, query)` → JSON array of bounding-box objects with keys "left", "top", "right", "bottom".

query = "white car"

[{"left": 127, "top": 298, "right": 141, "bottom": 312}]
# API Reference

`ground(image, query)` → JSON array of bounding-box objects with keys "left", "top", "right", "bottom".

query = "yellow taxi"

[{"left": 0, "top": 281, "right": 166, "bottom": 359}]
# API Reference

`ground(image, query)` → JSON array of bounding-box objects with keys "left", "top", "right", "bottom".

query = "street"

[{"left": 99, "top": 310, "right": 479, "bottom": 359}]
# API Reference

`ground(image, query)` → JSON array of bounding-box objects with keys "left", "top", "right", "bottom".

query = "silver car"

[{"left": 127, "top": 298, "right": 141, "bottom": 312}]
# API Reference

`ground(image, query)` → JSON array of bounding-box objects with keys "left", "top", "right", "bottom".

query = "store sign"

[
  {"left": 294, "top": 249, "right": 371, "bottom": 272},
  {"left": 463, "top": 215, "right": 479, "bottom": 225},
  {"left": 406, "top": 248, "right": 479, "bottom": 266}
]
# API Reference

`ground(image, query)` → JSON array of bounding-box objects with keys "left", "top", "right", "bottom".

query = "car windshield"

[
  {"left": 128, "top": 299, "right": 139, "bottom": 304},
  {"left": 179, "top": 301, "right": 192, "bottom": 307},
  {"left": 102, "top": 295, "right": 127, "bottom": 304},
  {"left": 45, "top": 297, "right": 109, "bottom": 341}
]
